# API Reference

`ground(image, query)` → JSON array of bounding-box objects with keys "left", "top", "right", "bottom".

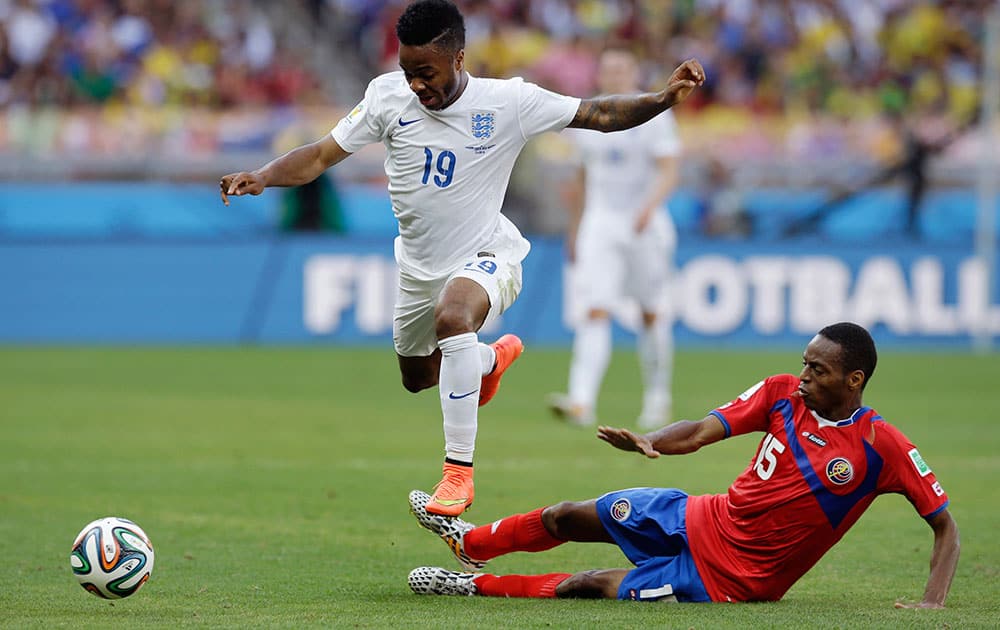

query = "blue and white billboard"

[{"left": 1, "top": 237, "right": 996, "bottom": 347}]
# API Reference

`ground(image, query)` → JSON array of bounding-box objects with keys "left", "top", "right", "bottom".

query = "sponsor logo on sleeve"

[
  {"left": 931, "top": 481, "right": 945, "bottom": 497},
  {"left": 908, "top": 448, "right": 932, "bottom": 477},
  {"left": 345, "top": 102, "right": 364, "bottom": 124}
]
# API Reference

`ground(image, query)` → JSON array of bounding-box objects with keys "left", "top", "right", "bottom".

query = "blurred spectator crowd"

[
  {"left": 336, "top": 0, "right": 986, "bottom": 125},
  {"left": 0, "top": 0, "right": 321, "bottom": 108},
  {"left": 2, "top": 0, "right": 988, "bottom": 118},
  {"left": 320, "top": 0, "right": 993, "bottom": 180},
  {"left": 0, "top": 0, "right": 994, "bottom": 181}
]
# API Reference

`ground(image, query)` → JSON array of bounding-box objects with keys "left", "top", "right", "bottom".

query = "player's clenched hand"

[
  {"left": 597, "top": 426, "right": 660, "bottom": 458},
  {"left": 664, "top": 58, "right": 705, "bottom": 107},
  {"left": 220, "top": 171, "right": 265, "bottom": 206}
]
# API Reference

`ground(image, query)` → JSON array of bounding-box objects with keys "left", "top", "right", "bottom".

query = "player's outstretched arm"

[
  {"left": 597, "top": 415, "right": 725, "bottom": 458},
  {"left": 895, "top": 509, "right": 960, "bottom": 609},
  {"left": 220, "top": 135, "right": 351, "bottom": 205},
  {"left": 567, "top": 59, "right": 704, "bottom": 133}
]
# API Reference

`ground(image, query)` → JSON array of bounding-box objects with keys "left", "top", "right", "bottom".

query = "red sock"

[
  {"left": 473, "top": 573, "right": 572, "bottom": 598},
  {"left": 464, "top": 508, "right": 563, "bottom": 560}
]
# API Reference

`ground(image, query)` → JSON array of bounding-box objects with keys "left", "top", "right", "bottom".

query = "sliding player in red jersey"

[{"left": 406, "top": 322, "right": 959, "bottom": 607}]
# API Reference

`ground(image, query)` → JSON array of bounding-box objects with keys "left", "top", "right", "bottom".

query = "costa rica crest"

[
  {"left": 826, "top": 457, "right": 854, "bottom": 485},
  {"left": 470, "top": 111, "right": 495, "bottom": 140},
  {"left": 609, "top": 498, "right": 631, "bottom": 522}
]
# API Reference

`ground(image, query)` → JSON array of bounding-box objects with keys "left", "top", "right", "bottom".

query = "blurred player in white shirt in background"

[{"left": 549, "top": 45, "right": 681, "bottom": 429}]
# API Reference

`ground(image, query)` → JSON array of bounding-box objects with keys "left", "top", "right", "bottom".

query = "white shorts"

[
  {"left": 574, "top": 210, "right": 676, "bottom": 314},
  {"left": 393, "top": 249, "right": 524, "bottom": 357}
]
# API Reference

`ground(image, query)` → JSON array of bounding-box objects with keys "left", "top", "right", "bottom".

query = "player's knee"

[
  {"left": 555, "top": 570, "right": 617, "bottom": 599},
  {"left": 542, "top": 501, "right": 585, "bottom": 538},
  {"left": 434, "top": 304, "right": 477, "bottom": 340},
  {"left": 400, "top": 371, "right": 436, "bottom": 393}
]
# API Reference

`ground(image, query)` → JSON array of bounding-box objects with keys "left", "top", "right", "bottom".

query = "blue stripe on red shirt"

[{"left": 774, "top": 399, "right": 884, "bottom": 529}]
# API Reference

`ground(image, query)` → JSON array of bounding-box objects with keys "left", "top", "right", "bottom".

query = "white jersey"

[
  {"left": 332, "top": 72, "right": 580, "bottom": 280},
  {"left": 568, "top": 109, "right": 681, "bottom": 220}
]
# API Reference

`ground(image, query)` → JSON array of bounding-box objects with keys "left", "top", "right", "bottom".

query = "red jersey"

[{"left": 686, "top": 374, "right": 949, "bottom": 602}]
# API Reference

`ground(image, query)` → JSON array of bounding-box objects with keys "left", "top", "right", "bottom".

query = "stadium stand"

[{"left": 0, "top": 0, "right": 994, "bottom": 243}]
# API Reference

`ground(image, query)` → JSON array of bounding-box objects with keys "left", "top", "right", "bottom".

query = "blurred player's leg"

[
  {"left": 631, "top": 215, "right": 674, "bottom": 431},
  {"left": 637, "top": 318, "right": 673, "bottom": 430},
  {"left": 562, "top": 314, "right": 611, "bottom": 424},
  {"left": 554, "top": 211, "right": 620, "bottom": 426}
]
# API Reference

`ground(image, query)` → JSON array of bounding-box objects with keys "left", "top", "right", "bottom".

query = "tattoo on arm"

[{"left": 569, "top": 92, "right": 672, "bottom": 132}]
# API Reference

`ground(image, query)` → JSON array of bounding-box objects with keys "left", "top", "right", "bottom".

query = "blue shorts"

[{"left": 596, "top": 488, "right": 711, "bottom": 602}]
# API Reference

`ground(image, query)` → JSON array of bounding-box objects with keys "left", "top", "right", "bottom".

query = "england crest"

[{"left": 471, "top": 111, "right": 495, "bottom": 140}]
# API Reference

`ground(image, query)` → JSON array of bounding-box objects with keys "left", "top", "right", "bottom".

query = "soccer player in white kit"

[
  {"left": 549, "top": 46, "right": 681, "bottom": 430},
  {"left": 220, "top": 0, "right": 704, "bottom": 516}
]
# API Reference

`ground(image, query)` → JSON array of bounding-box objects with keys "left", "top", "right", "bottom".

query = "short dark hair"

[
  {"left": 396, "top": 0, "right": 466, "bottom": 53},
  {"left": 818, "top": 322, "right": 878, "bottom": 390}
]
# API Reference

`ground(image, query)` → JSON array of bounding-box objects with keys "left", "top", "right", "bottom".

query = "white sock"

[
  {"left": 568, "top": 317, "right": 611, "bottom": 412},
  {"left": 638, "top": 320, "right": 673, "bottom": 421},
  {"left": 438, "top": 332, "right": 481, "bottom": 464},
  {"left": 479, "top": 343, "right": 496, "bottom": 376}
]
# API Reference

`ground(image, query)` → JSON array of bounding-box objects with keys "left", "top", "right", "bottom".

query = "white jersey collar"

[{"left": 811, "top": 407, "right": 863, "bottom": 428}]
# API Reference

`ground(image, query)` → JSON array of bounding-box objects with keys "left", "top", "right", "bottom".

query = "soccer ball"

[{"left": 69, "top": 517, "right": 155, "bottom": 599}]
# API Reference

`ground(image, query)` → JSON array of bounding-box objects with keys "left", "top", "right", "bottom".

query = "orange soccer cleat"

[
  {"left": 426, "top": 462, "right": 475, "bottom": 516},
  {"left": 479, "top": 334, "right": 524, "bottom": 407}
]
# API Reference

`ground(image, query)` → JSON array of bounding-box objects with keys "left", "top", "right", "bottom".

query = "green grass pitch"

[{"left": 2, "top": 346, "right": 998, "bottom": 628}]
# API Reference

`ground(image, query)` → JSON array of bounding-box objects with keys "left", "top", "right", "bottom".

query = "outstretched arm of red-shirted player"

[
  {"left": 597, "top": 415, "right": 727, "bottom": 459},
  {"left": 894, "top": 508, "right": 960, "bottom": 609}
]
